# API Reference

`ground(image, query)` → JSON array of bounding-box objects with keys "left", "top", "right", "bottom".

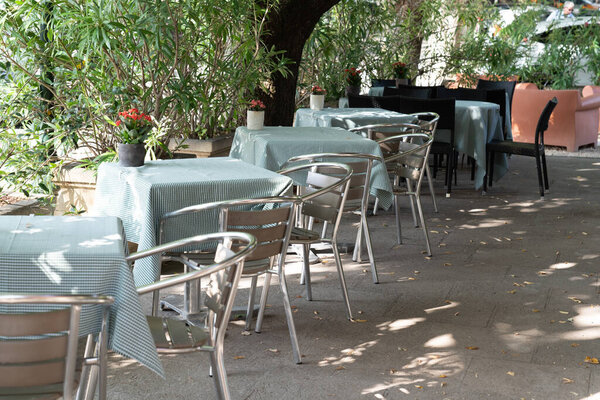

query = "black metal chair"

[
  {"left": 371, "top": 79, "right": 396, "bottom": 87},
  {"left": 372, "top": 95, "right": 457, "bottom": 196},
  {"left": 485, "top": 97, "right": 558, "bottom": 198},
  {"left": 476, "top": 79, "right": 517, "bottom": 129},
  {"left": 347, "top": 94, "right": 375, "bottom": 108},
  {"left": 383, "top": 86, "right": 433, "bottom": 99}
]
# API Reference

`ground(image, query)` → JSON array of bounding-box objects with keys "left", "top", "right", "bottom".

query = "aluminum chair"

[
  {"left": 377, "top": 132, "right": 435, "bottom": 255},
  {"left": 349, "top": 112, "right": 440, "bottom": 215},
  {"left": 129, "top": 231, "right": 256, "bottom": 400},
  {"left": 0, "top": 294, "right": 114, "bottom": 400},
  {"left": 284, "top": 153, "right": 381, "bottom": 285},
  {"left": 278, "top": 161, "right": 356, "bottom": 319},
  {"left": 157, "top": 197, "right": 302, "bottom": 364}
]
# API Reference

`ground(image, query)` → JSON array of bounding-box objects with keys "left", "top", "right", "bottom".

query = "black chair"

[
  {"left": 383, "top": 86, "right": 432, "bottom": 99},
  {"left": 372, "top": 95, "right": 457, "bottom": 196},
  {"left": 486, "top": 97, "right": 558, "bottom": 198},
  {"left": 476, "top": 79, "right": 517, "bottom": 127},
  {"left": 347, "top": 94, "right": 375, "bottom": 108},
  {"left": 371, "top": 79, "right": 396, "bottom": 87},
  {"left": 394, "top": 83, "right": 444, "bottom": 98}
]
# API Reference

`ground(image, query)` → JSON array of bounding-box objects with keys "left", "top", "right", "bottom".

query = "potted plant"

[
  {"left": 247, "top": 99, "right": 266, "bottom": 130},
  {"left": 114, "top": 108, "right": 152, "bottom": 167},
  {"left": 393, "top": 62, "right": 410, "bottom": 87},
  {"left": 310, "top": 85, "right": 327, "bottom": 110},
  {"left": 344, "top": 68, "right": 362, "bottom": 97}
]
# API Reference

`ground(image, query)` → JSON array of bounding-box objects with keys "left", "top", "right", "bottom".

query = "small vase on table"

[
  {"left": 113, "top": 108, "right": 152, "bottom": 167},
  {"left": 309, "top": 85, "right": 327, "bottom": 110},
  {"left": 247, "top": 99, "right": 266, "bottom": 130}
]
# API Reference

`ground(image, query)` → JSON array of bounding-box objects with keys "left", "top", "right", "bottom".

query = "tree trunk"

[{"left": 258, "top": 0, "right": 340, "bottom": 126}]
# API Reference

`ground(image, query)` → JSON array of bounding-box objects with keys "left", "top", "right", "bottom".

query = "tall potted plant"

[
  {"left": 344, "top": 68, "right": 362, "bottom": 97},
  {"left": 393, "top": 62, "right": 410, "bottom": 86}
]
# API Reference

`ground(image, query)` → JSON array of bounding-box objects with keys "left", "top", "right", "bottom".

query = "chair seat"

[
  {"left": 289, "top": 226, "right": 321, "bottom": 243},
  {"left": 180, "top": 253, "right": 270, "bottom": 276},
  {"left": 487, "top": 140, "right": 540, "bottom": 156},
  {"left": 147, "top": 316, "right": 209, "bottom": 351}
]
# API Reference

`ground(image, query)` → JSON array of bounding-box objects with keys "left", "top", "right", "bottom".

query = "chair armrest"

[{"left": 579, "top": 94, "right": 600, "bottom": 111}]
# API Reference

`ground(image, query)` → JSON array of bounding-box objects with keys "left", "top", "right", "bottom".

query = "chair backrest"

[
  {"left": 0, "top": 295, "right": 114, "bottom": 400},
  {"left": 278, "top": 161, "right": 352, "bottom": 238},
  {"left": 132, "top": 231, "right": 256, "bottom": 346},
  {"left": 393, "top": 83, "right": 444, "bottom": 98},
  {"left": 383, "top": 86, "right": 432, "bottom": 99},
  {"left": 435, "top": 86, "right": 486, "bottom": 101},
  {"left": 371, "top": 79, "right": 396, "bottom": 87},
  {"left": 376, "top": 132, "right": 434, "bottom": 195},
  {"left": 476, "top": 79, "right": 517, "bottom": 112},
  {"left": 372, "top": 95, "right": 455, "bottom": 133},
  {"left": 347, "top": 94, "right": 375, "bottom": 108},
  {"left": 534, "top": 97, "right": 559, "bottom": 147}
]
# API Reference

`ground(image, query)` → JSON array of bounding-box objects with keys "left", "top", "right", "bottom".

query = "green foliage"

[{"left": 0, "top": 0, "right": 288, "bottom": 198}]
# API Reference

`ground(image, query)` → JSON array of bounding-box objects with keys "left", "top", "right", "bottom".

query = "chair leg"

[
  {"left": 470, "top": 156, "right": 476, "bottom": 181},
  {"left": 406, "top": 179, "right": 418, "bottom": 227},
  {"left": 446, "top": 151, "right": 453, "bottom": 197},
  {"left": 541, "top": 151, "right": 549, "bottom": 190},
  {"left": 78, "top": 334, "right": 96, "bottom": 400},
  {"left": 535, "top": 153, "right": 544, "bottom": 198},
  {"left": 361, "top": 212, "right": 378, "bottom": 284},
  {"left": 255, "top": 272, "right": 272, "bottom": 333},
  {"left": 332, "top": 240, "right": 353, "bottom": 320},
  {"left": 276, "top": 263, "right": 302, "bottom": 364},
  {"left": 415, "top": 195, "right": 432, "bottom": 256},
  {"left": 424, "top": 163, "right": 438, "bottom": 213},
  {"left": 394, "top": 192, "right": 403, "bottom": 245},
  {"left": 489, "top": 151, "right": 496, "bottom": 187},
  {"left": 372, "top": 197, "right": 379, "bottom": 215},
  {"left": 352, "top": 217, "right": 363, "bottom": 263},
  {"left": 211, "top": 346, "right": 231, "bottom": 400},
  {"left": 302, "top": 244, "right": 312, "bottom": 301},
  {"left": 245, "top": 276, "right": 258, "bottom": 331}
]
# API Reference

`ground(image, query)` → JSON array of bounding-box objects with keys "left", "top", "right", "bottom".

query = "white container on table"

[
  {"left": 247, "top": 110, "right": 265, "bottom": 130},
  {"left": 310, "top": 94, "right": 325, "bottom": 110}
]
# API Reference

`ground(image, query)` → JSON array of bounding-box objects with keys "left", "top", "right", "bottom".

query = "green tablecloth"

[
  {"left": 294, "top": 107, "right": 416, "bottom": 132},
  {"left": 228, "top": 126, "right": 393, "bottom": 209},
  {"left": 92, "top": 158, "right": 292, "bottom": 286},
  {"left": 0, "top": 215, "right": 163, "bottom": 377}
]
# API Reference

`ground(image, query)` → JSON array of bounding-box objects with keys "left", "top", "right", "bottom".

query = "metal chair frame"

[
  {"left": 0, "top": 294, "right": 114, "bottom": 400},
  {"left": 377, "top": 132, "right": 435, "bottom": 256},
  {"left": 130, "top": 232, "right": 256, "bottom": 400},
  {"left": 157, "top": 197, "right": 302, "bottom": 365},
  {"left": 278, "top": 161, "right": 356, "bottom": 319},
  {"left": 284, "top": 153, "right": 380, "bottom": 284}
]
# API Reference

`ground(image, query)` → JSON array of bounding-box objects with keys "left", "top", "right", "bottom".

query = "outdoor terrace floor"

[{"left": 107, "top": 153, "right": 600, "bottom": 400}]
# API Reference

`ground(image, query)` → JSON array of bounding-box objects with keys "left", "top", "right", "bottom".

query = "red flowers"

[
  {"left": 393, "top": 62, "right": 409, "bottom": 79},
  {"left": 113, "top": 108, "right": 153, "bottom": 144},
  {"left": 248, "top": 99, "right": 266, "bottom": 111},
  {"left": 311, "top": 85, "right": 326, "bottom": 95},
  {"left": 344, "top": 68, "right": 362, "bottom": 86}
]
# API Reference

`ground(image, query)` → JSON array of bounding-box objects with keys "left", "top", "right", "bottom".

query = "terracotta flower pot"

[{"left": 117, "top": 143, "right": 145, "bottom": 167}]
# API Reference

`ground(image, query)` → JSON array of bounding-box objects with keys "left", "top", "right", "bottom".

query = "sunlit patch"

[
  {"left": 549, "top": 262, "right": 577, "bottom": 270},
  {"left": 569, "top": 176, "right": 588, "bottom": 182},
  {"left": 377, "top": 318, "right": 426, "bottom": 332},
  {"left": 510, "top": 202, "right": 534, "bottom": 207},
  {"left": 519, "top": 208, "right": 539, "bottom": 213},
  {"left": 424, "top": 334, "right": 456, "bottom": 348},
  {"left": 468, "top": 208, "right": 487, "bottom": 213},
  {"left": 318, "top": 340, "right": 378, "bottom": 367},
  {"left": 458, "top": 219, "right": 509, "bottom": 229},
  {"left": 582, "top": 254, "right": 599, "bottom": 260},
  {"left": 561, "top": 327, "right": 600, "bottom": 341},
  {"left": 571, "top": 306, "right": 600, "bottom": 328},
  {"left": 424, "top": 301, "right": 459, "bottom": 314}
]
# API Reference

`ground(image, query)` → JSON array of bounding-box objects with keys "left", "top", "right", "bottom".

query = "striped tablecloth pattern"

[
  {"left": 0, "top": 215, "right": 163, "bottom": 376},
  {"left": 92, "top": 157, "right": 293, "bottom": 286}
]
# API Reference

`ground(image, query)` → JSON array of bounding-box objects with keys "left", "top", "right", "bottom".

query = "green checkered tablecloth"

[
  {"left": 294, "top": 107, "right": 416, "bottom": 132},
  {"left": 92, "top": 157, "right": 293, "bottom": 286},
  {"left": 0, "top": 215, "right": 163, "bottom": 377},
  {"left": 229, "top": 126, "right": 393, "bottom": 209}
]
